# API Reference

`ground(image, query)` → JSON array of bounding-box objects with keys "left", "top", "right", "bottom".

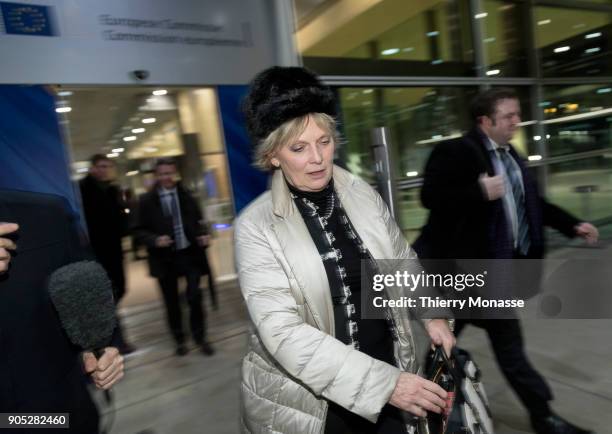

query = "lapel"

[
  {"left": 334, "top": 169, "right": 389, "bottom": 260},
  {"left": 269, "top": 170, "right": 333, "bottom": 334},
  {"left": 151, "top": 187, "right": 165, "bottom": 216},
  {"left": 465, "top": 128, "right": 496, "bottom": 176}
]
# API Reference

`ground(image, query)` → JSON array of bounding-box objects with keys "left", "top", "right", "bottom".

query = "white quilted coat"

[{"left": 235, "top": 166, "right": 425, "bottom": 434}]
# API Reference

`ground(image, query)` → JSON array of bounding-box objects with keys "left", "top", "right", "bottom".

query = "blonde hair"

[{"left": 254, "top": 113, "right": 339, "bottom": 170}]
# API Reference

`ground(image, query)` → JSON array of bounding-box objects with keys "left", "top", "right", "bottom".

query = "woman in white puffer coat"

[{"left": 235, "top": 66, "right": 455, "bottom": 434}]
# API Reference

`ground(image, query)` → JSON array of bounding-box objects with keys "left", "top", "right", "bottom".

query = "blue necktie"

[
  {"left": 165, "top": 192, "right": 189, "bottom": 250},
  {"left": 498, "top": 148, "right": 530, "bottom": 255}
]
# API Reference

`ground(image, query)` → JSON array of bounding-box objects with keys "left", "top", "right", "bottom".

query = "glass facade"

[
  {"left": 297, "top": 0, "right": 475, "bottom": 76},
  {"left": 294, "top": 0, "right": 612, "bottom": 236},
  {"left": 535, "top": 6, "right": 612, "bottom": 77}
]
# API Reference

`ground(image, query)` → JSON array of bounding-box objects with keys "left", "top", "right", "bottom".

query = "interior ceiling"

[
  {"left": 55, "top": 86, "right": 183, "bottom": 164},
  {"left": 293, "top": 0, "right": 336, "bottom": 28}
]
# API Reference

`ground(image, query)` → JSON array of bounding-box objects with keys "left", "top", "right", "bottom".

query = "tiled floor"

[{"left": 102, "top": 240, "right": 612, "bottom": 434}]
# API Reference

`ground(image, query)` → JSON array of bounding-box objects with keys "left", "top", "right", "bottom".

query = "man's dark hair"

[
  {"left": 155, "top": 158, "right": 177, "bottom": 169},
  {"left": 470, "top": 88, "right": 519, "bottom": 124},
  {"left": 90, "top": 154, "right": 111, "bottom": 166}
]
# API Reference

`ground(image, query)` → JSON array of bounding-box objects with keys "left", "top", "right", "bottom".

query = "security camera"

[{"left": 131, "top": 70, "right": 150, "bottom": 81}]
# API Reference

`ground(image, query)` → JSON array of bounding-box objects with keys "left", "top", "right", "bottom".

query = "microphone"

[
  {"left": 49, "top": 261, "right": 117, "bottom": 433},
  {"left": 48, "top": 260, "right": 117, "bottom": 351},
  {"left": 48, "top": 261, "right": 117, "bottom": 403}
]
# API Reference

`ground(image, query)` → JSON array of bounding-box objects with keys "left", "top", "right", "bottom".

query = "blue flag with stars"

[{"left": 0, "top": 1, "right": 57, "bottom": 37}]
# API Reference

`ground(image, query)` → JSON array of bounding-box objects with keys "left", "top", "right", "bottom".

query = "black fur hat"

[{"left": 243, "top": 66, "right": 336, "bottom": 143}]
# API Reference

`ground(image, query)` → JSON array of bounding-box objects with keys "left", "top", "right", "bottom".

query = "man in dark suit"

[
  {"left": 79, "top": 154, "right": 134, "bottom": 354},
  {"left": 0, "top": 190, "right": 124, "bottom": 434},
  {"left": 135, "top": 159, "right": 214, "bottom": 356},
  {"left": 414, "top": 88, "right": 597, "bottom": 434}
]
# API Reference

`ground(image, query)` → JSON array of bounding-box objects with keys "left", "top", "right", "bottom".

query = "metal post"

[{"left": 371, "top": 126, "right": 397, "bottom": 219}]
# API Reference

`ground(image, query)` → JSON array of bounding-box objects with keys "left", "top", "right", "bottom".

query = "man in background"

[
  {"left": 135, "top": 159, "right": 214, "bottom": 356},
  {"left": 80, "top": 154, "right": 135, "bottom": 354},
  {"left": 414, "top": 88, "right": 597, "bottom": 434}
]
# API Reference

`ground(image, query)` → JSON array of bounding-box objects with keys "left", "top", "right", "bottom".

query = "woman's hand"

[
  {"left": 425, "top": 319, "right": 456, "bottom": 357},
  {"left": 389, "top": 372, "right": 447, "bottom": 417}
]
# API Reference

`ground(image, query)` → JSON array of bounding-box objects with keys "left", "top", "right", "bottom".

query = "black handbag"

[{"left": 419, "top": 346, "right": 494, "bottom": 434}]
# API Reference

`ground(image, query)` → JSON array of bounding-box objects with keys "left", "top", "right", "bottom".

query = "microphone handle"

[{"left": 92, "top": 348, "right": 112, "bottom": 404}]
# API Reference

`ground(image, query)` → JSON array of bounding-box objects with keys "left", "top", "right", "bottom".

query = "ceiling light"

[
  {"left": 486, "top": 69, "right": 500, "bottom": 76},
  {"left": 55, "top": 107, "right": 72, "bottom": 113},
  {"left": 107, "top": 153, "right": 119, "bottom": 158},
  {"left": 537, "top": 19, "right": 551, "bottom": 26},
  {"left": 123, "top": 136, "right": 137, "bottom": 142},
  {"left": 142, "top": 118, "right": 156, "bottom": 124},
  {"left": 596, "top": 88, "right": 612, "bottom": 94},
  {"left": 112, "top": 148, "right": 125, "bottom": 153},
  {"left": 528, "top": 155, "right": 543, "bottom": 161},
  {"left": 132, "top": 128, "right": 145, "bottom": 133},
  {"left": 483, "top": 37, "right": 496, "bottom": 43},
  {"left": 534, "top": 135, "right": 542, "bottom": 141},
  {"left": 431, "top": 59, "right": 443, "bottom": 65},
  {"left": 585, "top": 32, "right": 602, "bottom": 39},
  {"left": 474, "top": 12, "right": 488, "bottom": 19},
  {"left": 381, "top": 48, "right": 400, "bottom": 56},
  {"left": 553, "top": 46, "right": 570, "bottom": 53},
  {"left": 362, "top": 89, "right": 373, "bottom": 94},
  {"left": 152, "top": 89, "right": 167, "bottom": 96},
  {"left": 406, "top": 171, "right": 419, "bottom": 177},
  {"left": 126, "top": 170, "right": 139, "bottom": 176},
  {"left": 402, "top": 47, "right": 414, "bottom": 52},
  {"left": 585, "top": 47, "right": 601, "bottom": 54},
  {"left": 426, "top": 31, "right": 439, "bottom": 37},
  {"left": 57, "top": 91, "right": 73, "bottom": 97},
  {"left": 77, "top": 167, "right": 88, "bottom": 174}
]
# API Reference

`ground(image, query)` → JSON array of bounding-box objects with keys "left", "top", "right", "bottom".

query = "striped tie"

[
  {"left": 165, "top": 192, "right": 189, "bottom": 250},
  {"left": 498, "top": 148, "right": 531, "bottom": 255}
]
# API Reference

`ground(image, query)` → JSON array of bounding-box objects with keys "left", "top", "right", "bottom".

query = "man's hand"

[
  {"left": 155, "top": 235, "right": 174, "bottom": 248},
  {"left": 575, "top": 222, "right": 598, "bottom": 245},
  {"left": 83, "top": 347, "right": 124, "bottom": 390},
  {"left": 197, "top": 235, "right": 211, "bottom": 247},
  {"left": 479, "top": 173, "right": 505, "bottom": 201},
  {"left": 389, "top": 372, "right": 447, "bottom": 417},
  {"left": 0, "top": 223, "right": 18, "bottom": 274},
  {"left": 425, "top": 319, "right": 456, "bottom": 358}
]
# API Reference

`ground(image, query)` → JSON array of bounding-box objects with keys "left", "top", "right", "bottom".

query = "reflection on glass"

[
  {"left": 481, "top": 1, "right": 530, "bottom": 76},
  {"left": 535, "top": 6, "right": 612, "bottom": 77},
  {"left": 542, "top": 84, "right": 612, "bottom": 157},
  {"left": 338, "top": 87, "right": 478, "bottom": 181},
  {"left": 398, "top": 187, "right": 427, "bottom": 243},
  {"left": 547, "top": 156, "right": 612, "bottom": 223},
  {"left": 338, "top": 86, "right": 479, "bottom": 232},
  {"left": 298, "top": 0, "right": 474, "bottom": 76}
]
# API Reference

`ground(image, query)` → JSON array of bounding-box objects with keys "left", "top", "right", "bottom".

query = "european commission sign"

[
  {"left": 0, "top": 1, "right": 58, "bottom": 36},
  {"left": 0, "top": 0, "right": 281, "bottom": 85}
]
